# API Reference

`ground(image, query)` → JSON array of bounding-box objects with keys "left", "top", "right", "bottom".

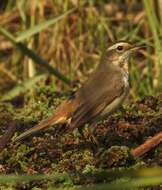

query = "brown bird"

[{"left": 14, "top": 42, "right": 142, "bottom": 142}]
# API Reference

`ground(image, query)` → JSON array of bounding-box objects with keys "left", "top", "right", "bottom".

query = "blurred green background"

[{"left": 0, "top": 0, "right": 162, "bottom": 101}]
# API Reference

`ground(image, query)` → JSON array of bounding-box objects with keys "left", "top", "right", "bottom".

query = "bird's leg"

[
  {"left": 82, "top": 124, "right": 99, "bottom": 146},
  {"left": 70, "top": 124, "right": 99, "bottom": 146},
  {"left": 117, "top": 105, "right": 126, "bottom": 115},
  {"left": 72, "top": 127, "right": 83, "bottom": 144}
]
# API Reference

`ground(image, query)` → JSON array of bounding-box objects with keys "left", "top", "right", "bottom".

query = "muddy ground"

[{"left": 0, "top": 87, "right": 162, "bottom": 189}]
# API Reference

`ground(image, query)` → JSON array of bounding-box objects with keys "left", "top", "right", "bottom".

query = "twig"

[{"left": 131, "top": 131, "right": 162, "bottom": 157}]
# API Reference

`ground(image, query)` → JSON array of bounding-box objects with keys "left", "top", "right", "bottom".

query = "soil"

[{"left": 0, "top": 87, "right": 162, "bottom": 189}]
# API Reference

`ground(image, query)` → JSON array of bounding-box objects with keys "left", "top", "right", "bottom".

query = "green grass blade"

[
  {"left": 0, "top": 168, "right": 162, "bottom": 189},
  {"left": 16, "top": 8, "right": 76, "bottom": 42},
  {"left": 16, "top": 43, "right": 71, "bottom": 84},
  {"left": 143, "top": 1, "right": 161, "bottom": 50},
  {"left": 0, "top": 26, "right": 16, "bottom": 43},
  {"left": 83, "top": 176, "right": 162, "bottom": 190},
  {"left": 0, "top": 27, "right": 71, "bottom": 85},
  {"left": 1, "top": 74, "right": 46, "bottom": 101},
  {"left": 143, "top": 0, "right": 162, "bottom": 90},
  {"left": 0, "top": 174, "right": 48, "bottom": 184}
]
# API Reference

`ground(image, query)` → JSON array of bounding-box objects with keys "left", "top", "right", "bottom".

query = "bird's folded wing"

[{"left": 70, "top": 69, "right": 125, "bottom": 128}]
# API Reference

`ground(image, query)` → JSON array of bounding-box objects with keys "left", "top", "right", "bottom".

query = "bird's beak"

[{"left": 130, "top": 45, "right": 146, "bottom": 51}]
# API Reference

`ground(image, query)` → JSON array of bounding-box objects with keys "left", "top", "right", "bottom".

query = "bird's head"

[{"left": 102, "top": 42, "right": 143, "bottom": 73}]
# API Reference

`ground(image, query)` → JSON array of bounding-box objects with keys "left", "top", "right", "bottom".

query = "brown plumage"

[{"left": 14, "top": 42, "right": 141, "bottom": 142}]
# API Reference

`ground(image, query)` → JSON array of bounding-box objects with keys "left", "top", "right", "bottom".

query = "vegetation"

[{"left": 0, "top": 0, "right": 162, "bottom": 189}]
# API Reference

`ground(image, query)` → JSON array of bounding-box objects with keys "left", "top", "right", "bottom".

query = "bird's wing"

[{"left": 70, "top": 68, "right": 125, "bottom": 129}]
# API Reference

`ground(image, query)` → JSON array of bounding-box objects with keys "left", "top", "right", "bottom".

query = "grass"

[
  {"left": 1, "top": 167, "right": 162, "bottom": 189},
  {"left": 0, "top": 0, "right": 162, "bottom": 189},
  {"left": 1, "top": 0, "right": 161, "bottom": 98},
  {"left": 143, "top": 0, "right": 162, "bottom": 91}
]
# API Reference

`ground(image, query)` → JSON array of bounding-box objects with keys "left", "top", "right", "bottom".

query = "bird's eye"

[{"left": 117, "top": 45, "right": 124, "bottom": 51}]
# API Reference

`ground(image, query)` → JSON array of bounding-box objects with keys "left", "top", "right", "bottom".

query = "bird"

[{"left": 14, "top": 42, "right": 142, "bottom": 142}]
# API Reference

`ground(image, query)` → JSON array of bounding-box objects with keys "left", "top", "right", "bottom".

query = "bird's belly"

[{"left": 100, "top": 85, "right": 129, "bottom": 119}]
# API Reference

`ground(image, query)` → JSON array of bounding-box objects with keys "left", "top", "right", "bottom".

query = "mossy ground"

[{"left": 0, "top": 85, "right": 162, "bottom": 189}]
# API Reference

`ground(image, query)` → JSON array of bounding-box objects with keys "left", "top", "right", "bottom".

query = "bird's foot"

[{"left": 82, "top": 125, "right": 99, "bottom": 146}]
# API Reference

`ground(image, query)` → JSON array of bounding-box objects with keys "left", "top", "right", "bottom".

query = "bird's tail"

[
  {"left": 14, "top": 114, "right": 66, "bottom": 142},
  {"left": 14, "top": 99, "right": 78, "bottom": 142}
]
